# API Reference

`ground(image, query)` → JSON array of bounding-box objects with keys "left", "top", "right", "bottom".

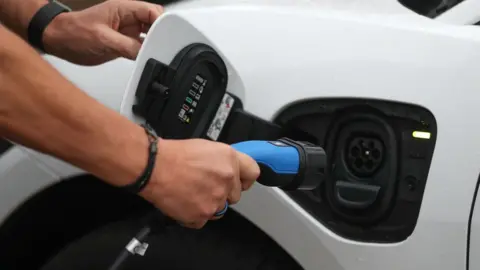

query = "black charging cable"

[
  {"left": 107, "top": 212, "right": 176, "bottom": 270},
  {"left": 108, "top": 121, "right": 229, "bottom": 269},
  {"left": 107, "top": 225, "right": 152, "bottom": 270},
  {"left": 108, "top": 123, "right": 177, "bottom": 270}
]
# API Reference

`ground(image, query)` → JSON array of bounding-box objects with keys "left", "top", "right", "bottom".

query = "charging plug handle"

[{"left": 232, "top": 138, "right": 327, "bottom": 191}]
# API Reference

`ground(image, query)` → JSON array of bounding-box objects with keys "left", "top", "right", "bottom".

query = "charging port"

[
  {"left": 275, "top": 98, "right": 437, "bottom": 243},
  {"left": 345, "top": 136, "right": 384, "bottom": 177},
  {"left": 325, "top": 109, "right": 397, "bottom": 224}
]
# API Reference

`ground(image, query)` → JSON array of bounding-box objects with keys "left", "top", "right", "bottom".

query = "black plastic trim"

[
  {"left": 398, "top": 0, "right": 464, "bottom": 18},
  {"left": 0, "top": 139, "right": 13, "bottom": 156},
  {"left": 273, "top": 98, "right": 437, "bottom": 243},
  {"left": 133, "top": 43, "right": 228, "bottom": 140},
  {"left": 162, "top": 43, "right": 228, "bottom": 139},
  {"left": 466, "top": 173, "right": 480, "bottom": 270}
]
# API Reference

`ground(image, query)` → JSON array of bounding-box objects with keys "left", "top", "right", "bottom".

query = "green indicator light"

[
  {"left": 186, "top": 97, "right": 193, "bottom": 104},
  {"left": 412, "top": 131, "right": 431, "bottom": 139}
]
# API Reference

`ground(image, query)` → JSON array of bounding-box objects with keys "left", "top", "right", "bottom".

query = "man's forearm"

[
  {"left": 0, "top": 25, "right": 148, "bottom": 187},
  {"left": 0, "top": 0, "right": 48, "bottom": 38}
]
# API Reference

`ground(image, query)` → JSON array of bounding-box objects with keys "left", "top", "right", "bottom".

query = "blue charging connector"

[
  {"left": 108, "top": 137, "right": 327, "bottom": 270},
  {"left": 232, "top": 140, "right": 300, "bottom": 174},
  {"left": 232, "top": 138, "right": 326, "bottom": 191}
]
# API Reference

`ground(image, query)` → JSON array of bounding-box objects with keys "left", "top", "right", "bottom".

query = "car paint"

[{"left": 1, "top": 1, "right": 480, "bottom": 270}]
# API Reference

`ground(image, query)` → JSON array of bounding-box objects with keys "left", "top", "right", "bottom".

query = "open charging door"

[{"left": 119, "top": 13, "right": 249, "bottom": 142}]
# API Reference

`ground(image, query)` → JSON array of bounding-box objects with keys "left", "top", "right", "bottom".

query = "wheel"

[{"left": 41, "top": 211, "right": 303, "bottom": 270}]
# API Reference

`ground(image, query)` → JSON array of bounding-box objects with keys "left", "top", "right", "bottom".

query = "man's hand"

[
  {"left": 1, "top": 24, "right": 260, "bottom": 229},
  {"left": 43, "top": 0, "right": 163, "bottom": 65},
  {"left": 139, "top": 139, "right": 260, "bottom": 229}
]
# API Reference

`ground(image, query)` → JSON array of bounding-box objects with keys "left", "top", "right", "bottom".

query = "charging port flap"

[{"left": 132, "top": 43, "right": 229, "bottom": 139}]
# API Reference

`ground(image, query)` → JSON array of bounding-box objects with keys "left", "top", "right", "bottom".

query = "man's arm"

[
  {"left": 0, "top": 0, "right": 48, "bottom": 39},
  {"left": 0, "top": 1, "right": 261, "bottom": 228},
  {"left": 0, "top": 0, "right": 163, "bottom": 66},
  {"left": 0, "top": 25, "right": 262, "bottom": 228},
  {"left": 0, "top": 25, "right": 147, "bottom": 187}
]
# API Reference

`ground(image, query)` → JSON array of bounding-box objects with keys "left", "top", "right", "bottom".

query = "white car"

[{"left": 1, "top": 0, "right": 480, "bottom": 269}]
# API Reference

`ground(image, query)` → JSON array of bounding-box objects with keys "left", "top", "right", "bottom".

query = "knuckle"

[
  {"left": 229, "top": 193, "right": 241, "bottom": 205},
  {"left": 92, "top": 27, "right": 106, "bottom": 40},
  {"left": 193, "top": 221, "right": 207, "bottom": 229},
  {"left": 199, "top": 204, "right": 217, "bottom": 218},
  {"left": 212, "top": 186, "right": 226, "bottom": 201},
  {"left": 229, "top": 148, "right": 238, "bottom": 164},
  {"left": 253, "top": 166, "right": 261, "bottom": 178},
  {"left": 228, "top": 146, "right": 237, "bottom": 158},
  {"left": 219, "top": 167, "right": 235, "bottom": 181},
  {"left": 219, "top": 144, "right": 235, "bottom": 158}
]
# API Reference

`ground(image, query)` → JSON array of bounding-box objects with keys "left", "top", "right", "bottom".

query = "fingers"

[
  {"left": 92, "top": 1, "right": 163, "bottom": 62},
  {"left": 227, "top": 150, "right": 242, "bottom": 205},
  {"left": 210, "top": 202, "right": 228, "bottom": 220},
  {"left": 101, "top": 28, "right": 142, "bottom": 60},
  {"left": 236, "top": 152, "right": 261, "bottom": 191},
  {"left": 228, "top": 177, "right": 242, "bottom": 205},
  {"left": 118, "top": 1, "right": 164, "bottom": 26}
]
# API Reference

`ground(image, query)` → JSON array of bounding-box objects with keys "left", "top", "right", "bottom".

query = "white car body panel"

[
  {"left": 470, "top": 193, "right": 480, "bottom": 270},
  {"left": 1, "top": 1, "right": 480, "bottom": 270}
]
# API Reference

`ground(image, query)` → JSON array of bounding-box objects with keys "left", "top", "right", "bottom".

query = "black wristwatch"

[{"left": 27, "top": 0, "right": 71, "bottom": 52}]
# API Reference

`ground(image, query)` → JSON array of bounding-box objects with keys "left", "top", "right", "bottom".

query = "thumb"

[{"left": 102, "top": 28, "right": 142, "bottom": 60}]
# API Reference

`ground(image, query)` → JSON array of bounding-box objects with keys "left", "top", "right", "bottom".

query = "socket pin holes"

[{"left": 345, "top": 137, "right": 384, "bottom": 177}]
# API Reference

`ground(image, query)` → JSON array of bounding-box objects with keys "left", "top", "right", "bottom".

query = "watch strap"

[{"left": 27, "top": 1, "right": 71, "bottom": 52}]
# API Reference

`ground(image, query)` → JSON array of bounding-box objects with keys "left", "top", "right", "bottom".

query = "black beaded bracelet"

[{"left": 122, "top": 124, "right": 158, "bottom": 194}]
